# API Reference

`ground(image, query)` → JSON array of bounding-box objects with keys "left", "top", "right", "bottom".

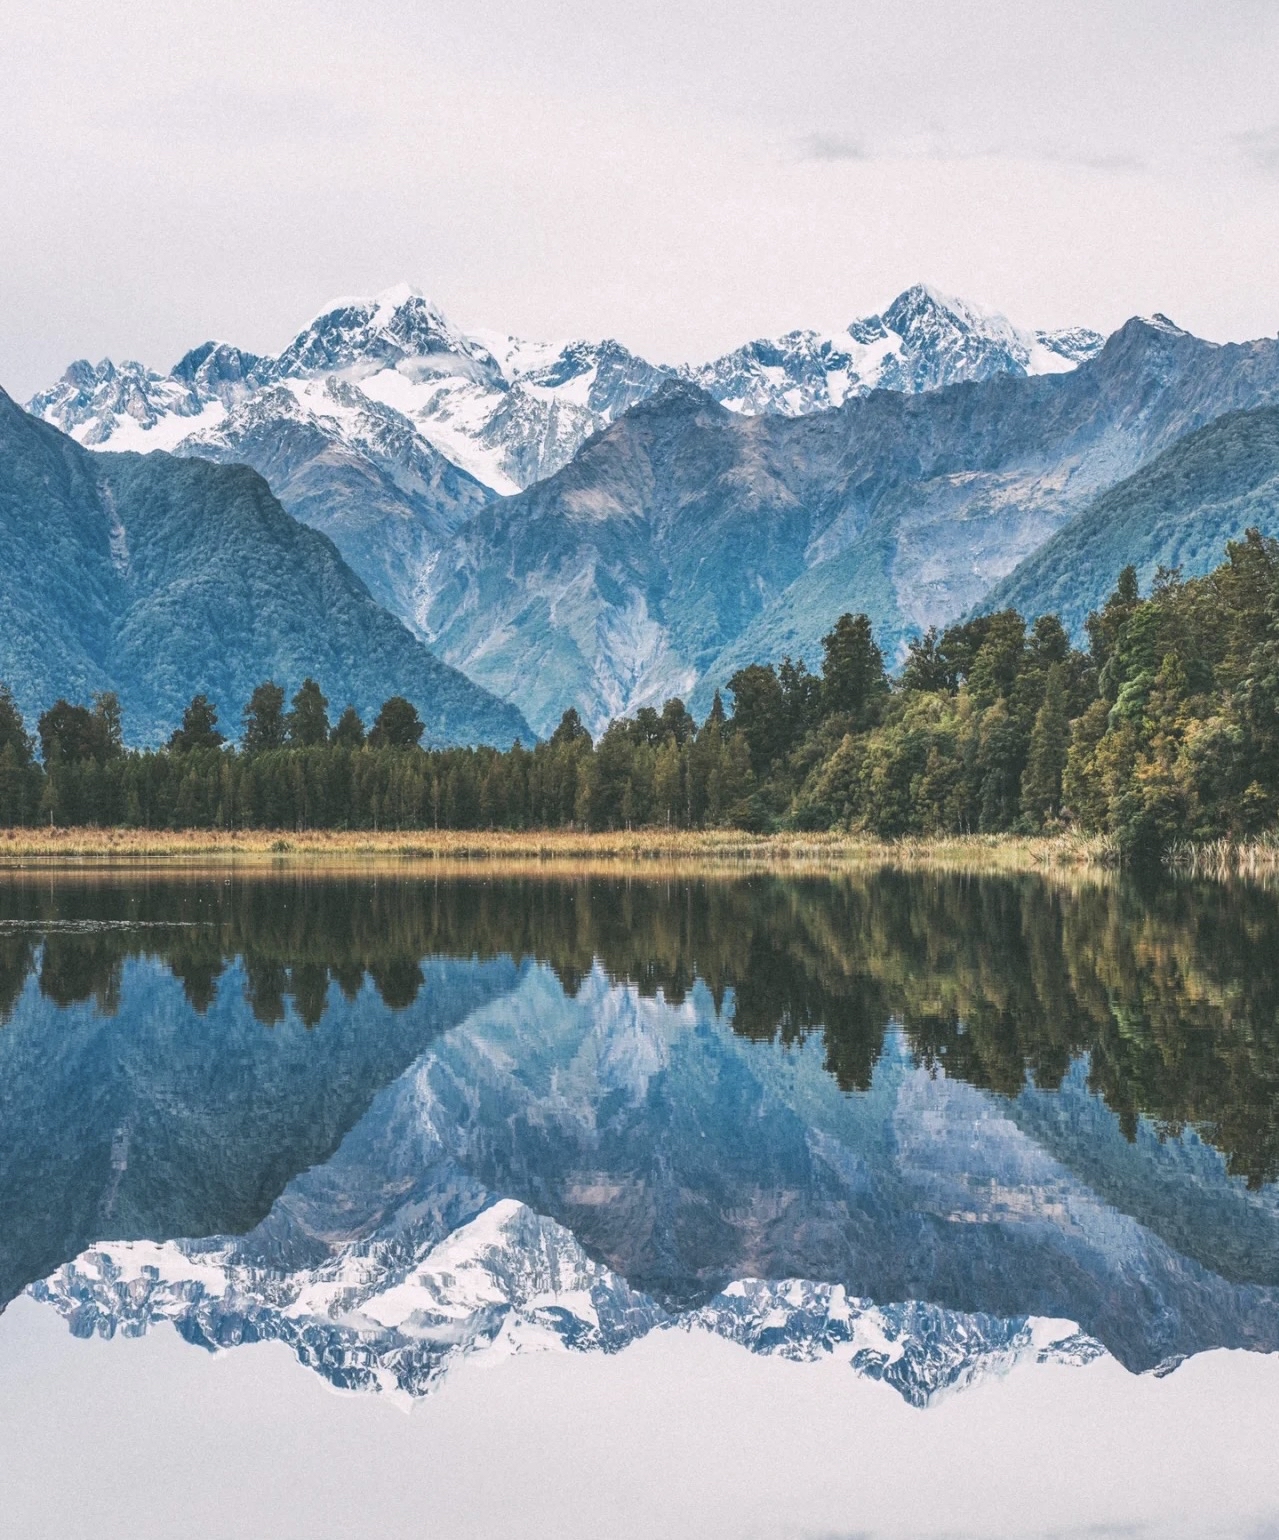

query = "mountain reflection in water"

[{"left": 2, "top": 868, "right": 1278, "bottom": 1403}]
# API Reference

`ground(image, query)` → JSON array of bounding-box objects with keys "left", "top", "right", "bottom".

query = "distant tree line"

[{"left": 2, "top": 532, "right": 1279, "bottom": 858}]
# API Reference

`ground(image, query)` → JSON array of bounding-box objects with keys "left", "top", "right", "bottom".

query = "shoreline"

[
  {"left": 0, "top": 826, "right": 1109, "bottom": 872},
  {"left": 0, "top": 827, "right": 1274, "bottom": 881}
]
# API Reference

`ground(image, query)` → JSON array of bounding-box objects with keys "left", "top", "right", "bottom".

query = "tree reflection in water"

[{"left": 2, "top": 868, "right": 1277, "bottom": 1186}]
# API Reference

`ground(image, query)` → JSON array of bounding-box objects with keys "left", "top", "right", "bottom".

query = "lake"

[{"left": 2, "top": 866, "right": 1278, "bottom": 1539}]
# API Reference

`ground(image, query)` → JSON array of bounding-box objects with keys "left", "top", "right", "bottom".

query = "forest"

[{"left": 2, "top": 532, "right": 1279, "bottom": 861}]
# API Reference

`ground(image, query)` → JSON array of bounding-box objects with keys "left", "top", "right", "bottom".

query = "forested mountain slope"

[
  {"left": 981, "top": 406, "right": 1279, "bottom": 635},
  {"left": 0, "top": 390, "right": 530, "bottom": 746},
  {"left": 420, "top": 318, "right": 1279, "bottom": 734}
]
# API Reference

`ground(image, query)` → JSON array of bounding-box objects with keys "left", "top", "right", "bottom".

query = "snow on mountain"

[
  {"left": 30, "top": 358, "right": 226, "bottom": 451},
  {"left": 24, "top": 954, "right": 1278, "bottom": 1402},
  {"left": 358, "top": 330, "right": 676, "bottom": 492},
  {"left": 688, "top": 284, "right": 1105, "bottom": 416},
  {"left": 270, "top": 285, "right": 505, "bottom": 388},
  {"left": 30, "top": 1210, "right": 1102, "bottom": 1407},
  {"left": 22, "top": 284, "right": 1106, "bottom": 664},
  {"left": 178, "top": 376, "right": 493, "bottom": 624},
  {"left": 28, "top": 283, "right": 1102, "bottom": 490}
]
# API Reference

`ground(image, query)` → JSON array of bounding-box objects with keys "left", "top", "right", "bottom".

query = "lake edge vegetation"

[{"left": 5, "top": 533, "right": 1279, "bottom": 866}]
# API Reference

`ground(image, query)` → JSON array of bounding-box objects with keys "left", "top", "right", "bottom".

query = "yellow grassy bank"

[
  {"left": 2, "top": 825, "right": 1276, "bottom": 881},
  {"left": 0, "top": 825, "right": 1114, "bottom": 872}
]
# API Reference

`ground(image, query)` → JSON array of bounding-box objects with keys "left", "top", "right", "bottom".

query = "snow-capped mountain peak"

[
  {"left": 688, "top": 283, "right": 1105, "bottom": 417},
  {"left": 28, "top": 356, "right": 229, "bottom": 451},
  {"left": 271, "top": 286, "right": 504, "bottom": 389},
  {"left": 1139, "top": 312, "right": 1190, "bottom": 336},
  {"left": 30, "top": 1207, "right": 1105, "bottom": 1408},
  {"left": 29, "top": 280, "right": 1105, "bottom": 481}
]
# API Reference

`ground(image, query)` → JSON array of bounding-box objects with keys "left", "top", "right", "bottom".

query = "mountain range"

[
  {"left": 23, "top": 284, "right": 1279, "bottom": 737},
  {"left": 0, "top": 388, "right": 529, "bottom": 745}
]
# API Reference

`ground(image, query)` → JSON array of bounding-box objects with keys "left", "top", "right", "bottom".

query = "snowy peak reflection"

[{"left": 28, "top": 962, "right": 1278, "bottom": 1402}]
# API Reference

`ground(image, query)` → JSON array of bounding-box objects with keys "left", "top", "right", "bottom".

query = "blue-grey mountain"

[
  {"left": 419, "top": 317, "right": 1279, "bottom": 733},
  {"left": 982, "top": 404, "right": 1279, "bottom": 636},
  {"left": 26, "top": 285, "right": 1104, "bottom": 723},
  {"left": 29, "top": 287, "right": 1279, "bottom": 736},
  {"left": 0, "top": 389, "right": 530, "bottom": 745}
]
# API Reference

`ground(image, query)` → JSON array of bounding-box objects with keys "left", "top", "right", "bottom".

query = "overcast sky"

[{"left": 5, "top": 0, "right": 1279, "bottom": 397}]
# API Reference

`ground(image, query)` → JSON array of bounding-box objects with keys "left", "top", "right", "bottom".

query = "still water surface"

[{"left": 1, "top": 868, "right": 1278, "bottom": 1538}]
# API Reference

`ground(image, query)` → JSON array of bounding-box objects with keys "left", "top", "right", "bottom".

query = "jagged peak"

[
  {"left": 634, "top": 376, "right": 722, "bottom": 414},
  {"left": 883, "top": 282, "right": 1021, "bottom": 341},
  {"left": 1104, "top": 313, "right": 1199, "bottom": 350},
  {"left": 310, "top": 281, "right": 438, "bottom": 325},
  {"left": 890, "top": 280, "right": 966, "bottom": 314},
  {"left": 171, "top": 340, "right": 264, "bottom": 385},
  {"left": 1139, "top": 312, "right": 1189, "bottom": 336}
]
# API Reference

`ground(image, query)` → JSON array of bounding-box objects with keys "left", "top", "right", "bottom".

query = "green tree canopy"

[
  {"left": 820, "top": 613, "right": 887, "bottom": 724},
  {"left": 0, "top": 685, "right": 33, "bottom": 767},
  {"left": 37, "top": 697, "right": 121, "bottom": 767},
  {"left": 550, "top": 708, "right": 592, "bottom": 748},
  {"left": 242, "top": 682, "right": 287, "bottom": 755},
  {"left": 727, "top": 663, "right": 790, "bottom": 778},
  {"left": 331, "top": 705, "right": 366, "bottom": 748},
  {"left": 168, "top": 694, "right": 225, "bottom": 754},
  {"left": 369, "top": 696, "right": 425, "bottom": 749},
  {"left": 287, "top": 678, "right": 330, "bottom": 748}
]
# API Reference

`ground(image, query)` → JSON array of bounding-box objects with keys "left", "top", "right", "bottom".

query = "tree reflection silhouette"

[{"left": 2, "top": 870, "right": 1277, "bottom": 1185}]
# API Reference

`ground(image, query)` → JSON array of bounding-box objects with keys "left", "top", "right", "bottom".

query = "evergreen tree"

[
  {"left": 550, "top": 708, "right": 592, "bottom": 748},
  {"left": 38, "top": 701, "right": 104, "bottom": 766},
  {"left": 900, "top": 628, "right": 953, "bottom": 693},
  {"left": 287, "top": 678, "right": 330, "bottom": 747},
  {"left": 1021, "top": 663, "right": 1069, "bottom": 825},
  {"left": 778, "top": 658, "right": 821, "bottom": 741},
  {"left": 169, "top": 694, "right": 225, "bottom": 753},
  {"left": 820, "top": 613, "right": 887, "bottom": 724},
  {"left": 1087, "top": 564, "right": 1140, "bottom": 674},
  {"left": 659, "top": 697, "right": 696, "bottom": 745},
  {"left": 91, "top": 692, "right": 124, "bottom": 759},
  {"left": 331, "top": 705, "right": 366, "bottom": 748},
  {"left": 242, "top": 682, "right": 287, "bottom": 754},
  {"left": 727, "top": 664, "right": 790, "bottom": 778},
  {"left": 369, "top": 696, "right": 425, "bottom": 749},
  {"left": 0, "top": 684, "right": 32, "bottom": 766}
]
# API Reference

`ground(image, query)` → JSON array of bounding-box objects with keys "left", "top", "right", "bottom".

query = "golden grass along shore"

[
  {"left": 0, "top": 824, "right": 1114, "bottom": 873},
  {"left": 2, "top": 824, "right": 1276, "bottom": 882}
]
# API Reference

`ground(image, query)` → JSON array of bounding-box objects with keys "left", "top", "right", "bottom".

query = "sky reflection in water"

[{"left": 1, "top": 868, "right": 1278, "bottom": 1537}]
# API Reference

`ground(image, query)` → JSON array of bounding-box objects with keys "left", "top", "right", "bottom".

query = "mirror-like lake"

[{"left": 2, "top": 868, "right": 1278, "bottom": 1539}]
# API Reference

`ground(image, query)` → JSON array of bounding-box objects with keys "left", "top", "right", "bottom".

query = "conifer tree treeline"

[{"left": 3, "top": 534, "right": 1279, "bottom": 857}]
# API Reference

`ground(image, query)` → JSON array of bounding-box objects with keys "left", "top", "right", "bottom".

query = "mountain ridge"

[
  {"left": 26, "top": 291, "right": 1279, "bottom": 737},
  {"left": 415, "top": 316, "right": 1279, "bottom": 733},
  {"left": 0, "top": 388, "right": 531, "bottom": 745},
  {"left": 981, "top": 403, "right": 1279, "bottom": 634},
  {"left": 31, "top": 282, "right": 1102, "bottom": 490}
]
